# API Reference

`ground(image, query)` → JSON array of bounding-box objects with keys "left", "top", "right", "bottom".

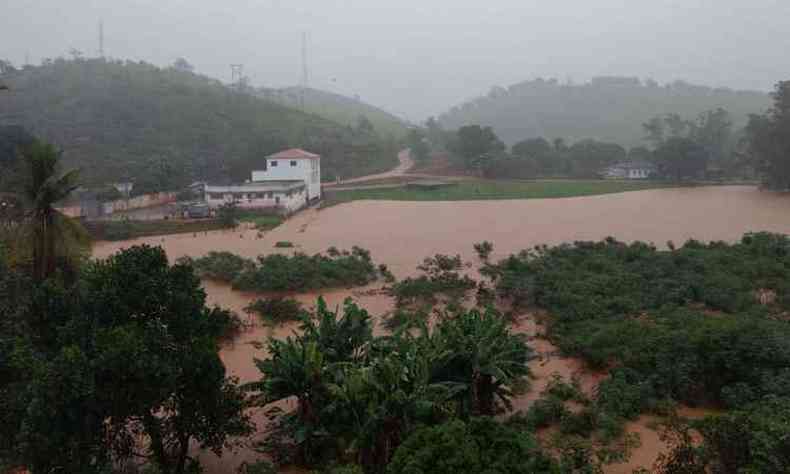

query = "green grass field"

[
  {"left": 324, "top": 179, "right": 675, "bottom": 204},
  {"left": 236, "top": 212, "right": 284, "bottom": 230}
]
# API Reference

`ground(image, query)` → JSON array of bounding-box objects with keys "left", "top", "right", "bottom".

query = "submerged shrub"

[
  {"left": 183, "top": 247, "right": 381, "bottom": 293},
  {"left": 187, "top": 251, "right": 253, "bottom": 282},
  {"left": 245, "top": 297, "right": 305, "bottom": 326},
  {"left": 233, "top": 246, "right": 378, "bottom": 292},
  {"left": 392, "top": 254, "right": 476, "bottom": 309}
]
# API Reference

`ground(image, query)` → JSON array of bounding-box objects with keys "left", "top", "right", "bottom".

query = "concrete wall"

[
  {"left": 102, "top": 192, "right": 177, "bottom": 215},
  {"left": 57, "top": 192, "right": 176, "bottom": 218},
  {"left": 205, "top": 188, "right": 307, "bottom": 214}
]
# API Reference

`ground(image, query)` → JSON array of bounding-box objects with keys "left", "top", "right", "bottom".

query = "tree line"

[
  {"left": 437, "top": 76, "right": 768, "bottom": 147},
  {"left": 407, "top": 99, "right": 790, "bottom": 183},
  {"left": 0, "top": 58, "right": 399, "bottom": 191}
]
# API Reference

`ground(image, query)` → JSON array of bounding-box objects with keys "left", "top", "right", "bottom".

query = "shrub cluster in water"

[
  {"left": 482, "top": 232, "right": 790, "bottom": 473},
  {"left": 183, "top": 246, "right": 380, "bottom": 292},
  {"left": 391, "top": 254, "right": 477, "bottom": 310},
  {"left": 245, "top": 297, "right": 305, "bottom": 326}
]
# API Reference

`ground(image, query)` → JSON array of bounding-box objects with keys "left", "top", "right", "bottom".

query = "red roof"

[{"left": 267, "top": 148, "right": 320, "bottom": 160}]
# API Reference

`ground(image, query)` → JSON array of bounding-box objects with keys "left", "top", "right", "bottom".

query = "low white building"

[
  {"left": 252, "top": 148, "right": 321, "bottom": 201},
  {"left": 203, "top": 148, "right": 320, "bottom": 215},
  {"left": 601, "top": 161, "right": 657, "bottom": 180},
  {"left": 204, "top": 181, "right": 307, "bottom": 214}
]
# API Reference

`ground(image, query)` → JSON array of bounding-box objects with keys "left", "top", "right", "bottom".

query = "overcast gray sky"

[{"left": 4, "top": 0, "right": 790, "bottom": 121}]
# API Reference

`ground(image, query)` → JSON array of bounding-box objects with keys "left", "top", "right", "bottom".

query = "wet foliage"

[
  {"left": 245, "top": 297, "right": 306, "bottom": 326},
  {"left": 486, "top": 233, "right": 790, "bottom": 470},
  {"left": 391, "top": 254, "right": 477, "bottom": 310},
  {"left": 248, "top": 301, "right": 536, "bottom": 473},
  {"left": 185, "top": 246, "right": 381, "bottom": 292}
]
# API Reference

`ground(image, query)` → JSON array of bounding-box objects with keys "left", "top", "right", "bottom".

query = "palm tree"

[
  {"left": 17, "top": 140, "right": 86, "bottom": 279},
  {"left": 249, "top": 297, "right": 375, "bottom": 465},
  {"left": 433, "top": 309, "right": 534, "bottom": 417},
  {"left": 328, "top": 333, "right": 458, "bottom": 472}
]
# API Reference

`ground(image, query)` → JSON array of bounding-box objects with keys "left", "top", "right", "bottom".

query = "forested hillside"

[
  {"left": 439, "top": 77, "right": 770, "bottom": 146},
  {"left": 258, "top": 86, "right": 410, "bottom": 139},
  {"left": 0, "top": 59, "right": 398, "bottom": 189}
]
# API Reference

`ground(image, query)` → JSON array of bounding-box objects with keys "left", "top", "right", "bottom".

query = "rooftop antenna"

[
  {"left": 300, "top": 32, "right": 309, "bottom": 110},
  {"left": 98, "top": 20, "right": 105, "bottom": 59},
  {"left": 230, "top": 64, "right": 244, "bottom": 91}
]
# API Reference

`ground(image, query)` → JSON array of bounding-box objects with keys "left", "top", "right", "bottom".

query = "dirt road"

[{"left": 324, "top": 149, "right": 414, "bottom": 187}]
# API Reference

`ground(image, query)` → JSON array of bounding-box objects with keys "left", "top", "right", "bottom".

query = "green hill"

[
  {"left": 0, "top": 59, "right": 398, "bottom": 190},
  {"left": 438, "top": 77, "right": 771, "bottom": 146},
  {"left": 259, "top": 86, "right": 410, "bottom": 139}
]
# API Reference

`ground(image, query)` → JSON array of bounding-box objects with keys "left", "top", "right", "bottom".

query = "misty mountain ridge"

[
  {"left": 257, "top": 86, "right": 411, "bottom": 139},
  {"left": 0, "top": 58, "right": 398, "bottom": 189},
  {"left": 439, "top": 76, "right": 771, "bottom": 147}
]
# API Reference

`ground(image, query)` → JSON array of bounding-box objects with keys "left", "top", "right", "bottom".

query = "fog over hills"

[
  {"left": 438, "top": 77, "right": 770, "bottom": 146},
  {"left": 4, "top": 1, "right": 790, "bottom": 121}
]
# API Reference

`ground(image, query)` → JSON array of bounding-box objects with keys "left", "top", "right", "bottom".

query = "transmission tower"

[
  {"left": 230, "top": 64, "right": 244, "bottom": 91},
  {"left": 98, "top": 20, "right": 105, "bottom": 58},
  {"left": 300, "top": 32, "right": 309, "bottom": 109}
]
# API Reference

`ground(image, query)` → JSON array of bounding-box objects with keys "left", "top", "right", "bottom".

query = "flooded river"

[{"left": 92, "top": 185, "right": 790, "bottom": 473}]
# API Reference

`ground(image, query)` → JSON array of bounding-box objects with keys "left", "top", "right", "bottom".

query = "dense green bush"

[
  {"left": 187, "top": 247, "right": 381, "bottom": 292},
  {"left": 234, "top": 247, "right": 379, "bottom": 292},
  {"left": 185, "top": 251, "right": 253, "bottom": 282},
  {"left": 245, "top": 297, "right": 305, "bottom": 325},
  {"left": 485, "top": 233, "right": 790, "bottom": 412},
  {"left": 387, "top": 418, "right": 556, "bottom": 474},
  {"left": 391, "top": 254, "right": 476, "bottom": 309},
  {"left": 656, "top": 397, "right": 790, "bottom": 474}
]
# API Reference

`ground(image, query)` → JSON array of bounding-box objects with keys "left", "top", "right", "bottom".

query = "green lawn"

[
  {"left": 238, "top": 213, "right": 284, "bottom": 230},
  {"left": 324, "top": 179, "right": 675, "bottom": 204}
]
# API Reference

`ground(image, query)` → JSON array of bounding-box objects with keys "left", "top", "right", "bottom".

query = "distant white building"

[
  {"left": 203, "top": 148, "right": 320, "bottom": 215},
  {"left": 602, "top": 161, "right": 657, "bottom": 180},
  {"left": 252, "top": 148, "right": 321, "bottom": 201}
]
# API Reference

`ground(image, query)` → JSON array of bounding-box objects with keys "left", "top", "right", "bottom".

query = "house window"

[
  {"left": 209, "top": 193, "right": 222, "bottom": 200},
  {"left": 270, "top": 160, "right": 278, "bottom": 167},
  {"left": 266, "top": 192, "right": 273, "bottom": 199},
  {"left": 275, "top": 196, "right": 280, "bottom": 205},
  {"left": 290, "top": 160, "right": 297, "bottom": 167}
]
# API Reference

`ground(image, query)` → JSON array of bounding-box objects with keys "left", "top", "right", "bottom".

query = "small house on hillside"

[
  {"left": 203, "top": 148, "right": 321, "bottom": 215},
  {"left": 601, "top": 161, "right": 657, "bottom": 180}
]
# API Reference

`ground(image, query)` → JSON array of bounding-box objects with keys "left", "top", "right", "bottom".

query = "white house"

[
  {"left": 203, "top": 148, "right": 321, "bottom": 215},
  {"left": 252, "top": 148, "right": 321, "bottom": 201},
  {"left": 602, "top": 161, "right": 657, "bottom": 180}
]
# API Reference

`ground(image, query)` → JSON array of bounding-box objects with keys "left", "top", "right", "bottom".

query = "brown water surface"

[{"left": 92, "top": 186, "right": 789, "bottom": 473}]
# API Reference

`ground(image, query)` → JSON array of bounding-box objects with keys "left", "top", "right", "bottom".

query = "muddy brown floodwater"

[{"left": 92, "top": 186, "right": 790, "bottom": 473}]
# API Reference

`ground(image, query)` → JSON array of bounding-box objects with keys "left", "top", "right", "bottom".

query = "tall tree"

[
  {"left": 745, "top": 81, "right": 790, "bottom": 189},
  {"left": 643, "top": 116, "right": 666, "bottom": 149},
  {"left": 452, "top": 125, "right": 505, "bottom": 175},
  {"left": 17, "top": 141, "right": 87, "bottom": 280},
  {"left": 406, "top": 129, "right": 430, "bottom": 162},
  {"left": 691, "top": 108, "right": 733, "bottom": 163},
  {"left": 654, "top": 137, "right": 708, "bottom": 181}
]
